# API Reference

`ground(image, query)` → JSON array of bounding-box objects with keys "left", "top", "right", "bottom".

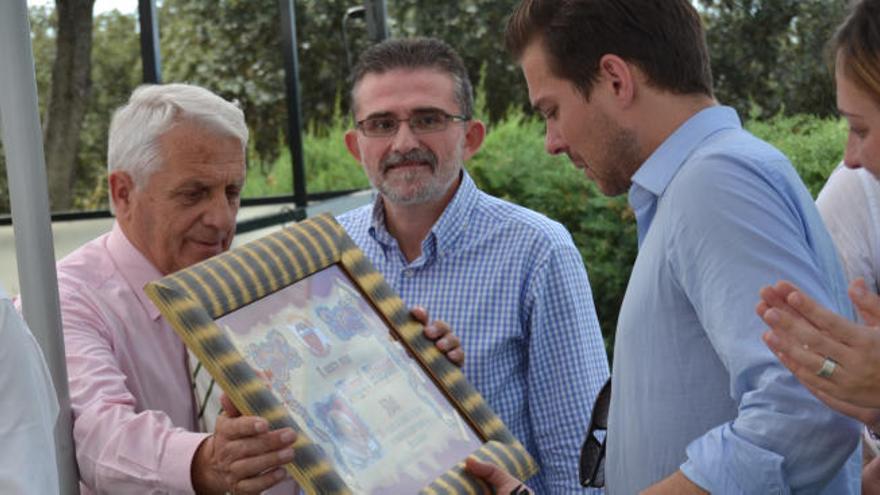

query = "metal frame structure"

[{"left": 0, "top": 2, "right": 80, "bottom": 493}]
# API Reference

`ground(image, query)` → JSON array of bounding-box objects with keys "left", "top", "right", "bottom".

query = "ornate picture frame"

[{"left": 145, "top": 213, "right": 537, "bottom": 494}]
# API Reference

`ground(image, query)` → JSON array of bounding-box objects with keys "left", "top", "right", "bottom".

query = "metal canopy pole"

[
  {"left": 138, "top": 0, "right": 162, "bottom": 83},
  {"left": 279, "top": 0, "right": 307, "bottom": 210},
  {"left": 364, "top": 0, "right": 389, "bottom": 43},
  {"left": 0, "top": 1, "right": 80, "bottom": 493}
]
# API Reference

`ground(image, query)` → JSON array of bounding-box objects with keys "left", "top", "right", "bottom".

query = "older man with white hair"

[
  {"left": 57, "top": 84, "right": 297, "bottom": 494},
  {"left": 58, "top": 82, "right": 461, "bottom": 495}
]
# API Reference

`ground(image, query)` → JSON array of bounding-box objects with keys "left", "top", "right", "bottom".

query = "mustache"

[{"left": 380, "top": 148, "right": 437, "bottom": 173}]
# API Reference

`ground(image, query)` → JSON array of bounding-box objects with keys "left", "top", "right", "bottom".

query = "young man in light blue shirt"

[{"left": 469, "top": 0, "right": 861, "bottom": 493}]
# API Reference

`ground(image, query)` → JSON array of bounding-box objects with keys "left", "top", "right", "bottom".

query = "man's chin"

[
  {"left": 378, "top": 180, "right": 430, "bottom": 204},
  {"left": 594, "top": 179, "right": 630, "bottom": 197}
]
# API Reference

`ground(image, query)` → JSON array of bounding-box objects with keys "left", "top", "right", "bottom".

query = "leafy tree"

[
  {"left": 0, "top": 6, "right": 56, "bottom": 216},
  {"left": 159, "top": 0, "right": 363, "bottom": 174},
  {"left": 390, "top": 0, "right": 526, "bottom": 123},
  {"left": 2, "top": 4, "right": 137, "bottom": 214},
  {"left": 699, "top": 0, "right": 846, "bottom": 119},
  {"left": 73, "top": 10, "right": 141, "bottom": 210},
  {"left": 43, "top": 0, "right": 95, "bottom": 211},
  {"left": 160, "top": 0, "right": 286, "bottom": 170}
]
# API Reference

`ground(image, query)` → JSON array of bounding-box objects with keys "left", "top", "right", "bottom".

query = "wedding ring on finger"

[{"left": 816, "top": 357, "right": 837, "bottom": 378}]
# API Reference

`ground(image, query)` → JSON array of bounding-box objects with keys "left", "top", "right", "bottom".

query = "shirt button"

[{"left": 404, "top": 269, "right": 415, "bottom": 278}]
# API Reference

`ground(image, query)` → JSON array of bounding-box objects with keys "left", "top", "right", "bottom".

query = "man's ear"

[
  {"left": 108, "top": 171, "right": 136, "bottom": 217},
  {"left": 344, "top": 129, "right": 363, "bottom": 163},
  {"left": 462, "top": 119, "right": 486, "bottom": 161},
  {"left": 598, "top": 54, "right": 636, "bottom": 108}
]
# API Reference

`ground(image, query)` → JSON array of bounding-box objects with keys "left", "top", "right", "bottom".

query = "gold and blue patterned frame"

[{"left": 145, "top": 213, "right": 537, "bottom": 494}]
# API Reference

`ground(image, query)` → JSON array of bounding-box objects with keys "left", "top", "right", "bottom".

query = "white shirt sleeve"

[
  {"left": 0, "top": 288, "right": 61, "bottom": 494},
  {"left": 817, "top": 164, "right": 880, "bottom": 295}
]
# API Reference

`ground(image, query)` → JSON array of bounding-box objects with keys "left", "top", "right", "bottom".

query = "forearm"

[
  {"left": 65, "top": 317, "right": 206, "bottom": 492},
  {"left": 73, "top": 404, "right": 207, "bottom": 493},
  {"left": 681, "top": 397, "right": 859, "bottom": 493}
]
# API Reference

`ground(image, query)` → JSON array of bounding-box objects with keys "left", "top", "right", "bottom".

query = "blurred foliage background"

[{"left": 0, "top": 0, "right": 853, "bottom": 348}]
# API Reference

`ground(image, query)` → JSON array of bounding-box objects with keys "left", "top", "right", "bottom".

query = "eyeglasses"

[
  {"left": 355, "top": 110, "right": 469, "bottom": 137},
  {"left": 579, "top": 377, "right": 610, "bottom": 488}
]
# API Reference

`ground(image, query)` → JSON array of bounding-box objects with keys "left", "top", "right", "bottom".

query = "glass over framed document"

[{"left": 145, "top": 213, "right": 537, "bottom": 494}]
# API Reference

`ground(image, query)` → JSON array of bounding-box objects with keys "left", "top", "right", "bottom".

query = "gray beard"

[{"left": 378, "top": 167, "right": 457, "bottom": 205}]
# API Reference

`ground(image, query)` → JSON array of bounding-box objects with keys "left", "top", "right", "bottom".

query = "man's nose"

[
  {"left": 544, "top": 125, "right": 567, "bottom": 155},
  {"left": 202, "top": 191, "right": 237, "bottom": 231},
  {"left": 390, "top": 120, "right": 421, "bottom": 152}
]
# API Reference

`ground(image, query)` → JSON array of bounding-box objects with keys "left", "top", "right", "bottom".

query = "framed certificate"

[{"left": 145, "top": 213, "right": 537, "bottom": 494}]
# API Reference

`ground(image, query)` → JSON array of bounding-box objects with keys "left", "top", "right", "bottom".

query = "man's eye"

[
  {"left": 179, "top": 190, "right": 205, "bottom": 204},
  {"left": 368, "top": 118, "right": 396, "bottom": 131},
  {"left": 850, "top": 127, "right": 868, "bottom": 138},
  {"left": 226, "top": 186, "right": 241, "bottom": 201},
  {"left": 413, "top": 113, "right": 443, "bottom": 127}
]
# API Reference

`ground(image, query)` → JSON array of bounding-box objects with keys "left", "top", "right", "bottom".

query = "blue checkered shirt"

[{"left": 338, "top": 171, "right": 609, "bottom": 493}]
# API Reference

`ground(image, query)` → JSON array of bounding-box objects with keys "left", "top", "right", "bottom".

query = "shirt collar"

[
  {"left": 631, "top": 105, "right": 741, "bottom": 199},
  {"left": 107, "top": 222, "right": 165, "bottom": 321},
  {"left": 431, "top": 170, "right": 478, "bottom": 256},
  {"left": 628, "top": 105, "right": 740, "bottom": 241},
  {"left": 368, "top": 169, "right": 479, "bottom": 259}
]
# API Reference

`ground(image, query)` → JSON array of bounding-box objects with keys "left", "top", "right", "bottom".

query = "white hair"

[{"left": 107, "top": 83, "right": 248, "bottom": 194}]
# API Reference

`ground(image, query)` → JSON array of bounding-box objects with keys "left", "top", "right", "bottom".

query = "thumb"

[
  {"left": 464, "top": 457, "right": 497, "bottom": 479},
  {"left": 465, "top": 457, "right": 529, "bottom": 493},
  {"left": 410, "top": 305, "right": 429, "bottom": 325},
  {"left": 220, "top": 393, "right": 241, "bottom": 418}
]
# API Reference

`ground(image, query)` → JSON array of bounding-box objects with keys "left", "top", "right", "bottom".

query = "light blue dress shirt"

[
  {"left": 338, "top": 171, "right": 610, "bottom": 493},
  {"left": 606, "top": 106, "right": 861, "bottom": 494}
]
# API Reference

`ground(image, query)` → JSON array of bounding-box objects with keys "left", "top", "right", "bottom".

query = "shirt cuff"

[
  {"left": 681, "top": 424, "right": 789, "bottom": 495},
  {"left": 159, "top": 430, "right": 210, "bottom": 494}
]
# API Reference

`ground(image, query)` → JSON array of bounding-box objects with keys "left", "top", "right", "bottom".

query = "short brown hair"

[
  {"left": 505, "top": 0, "right": 713, "bottom": 99},
  {"left": 832, "top": 0, "right": 880, "bottom": 105},
  {"left": 349, "top": 37, "right": 474, "bottom": 117}
]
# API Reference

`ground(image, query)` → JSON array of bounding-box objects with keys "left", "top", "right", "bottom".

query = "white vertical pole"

[{"left": 0, "top": 1, "right": 80, "bottom": 493}]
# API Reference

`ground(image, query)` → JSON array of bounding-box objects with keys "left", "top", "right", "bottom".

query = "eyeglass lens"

[{"left": 359, "top": 110, "right": 458, "bottom": 137}]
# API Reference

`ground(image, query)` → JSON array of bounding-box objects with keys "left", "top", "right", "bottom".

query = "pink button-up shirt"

[{"left": 58, "top": 223, "right": 207, "bottom": 493}]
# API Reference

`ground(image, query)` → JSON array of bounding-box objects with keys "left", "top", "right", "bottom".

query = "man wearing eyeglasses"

[{"left": 338, "top": 37, "right": 610, "bottom": 493}]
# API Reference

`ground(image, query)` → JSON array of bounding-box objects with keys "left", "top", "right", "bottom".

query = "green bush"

[
  {"left": 243, "top": 114, "right": 368, "bottom": 198},
  {"left": 745, "top": 113, "right": 846, "bottom": 196}
]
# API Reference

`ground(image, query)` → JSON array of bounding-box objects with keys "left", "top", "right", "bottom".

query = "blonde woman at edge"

[{"left": 758, "top": 0, "right": 880, "bottom": 491}]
